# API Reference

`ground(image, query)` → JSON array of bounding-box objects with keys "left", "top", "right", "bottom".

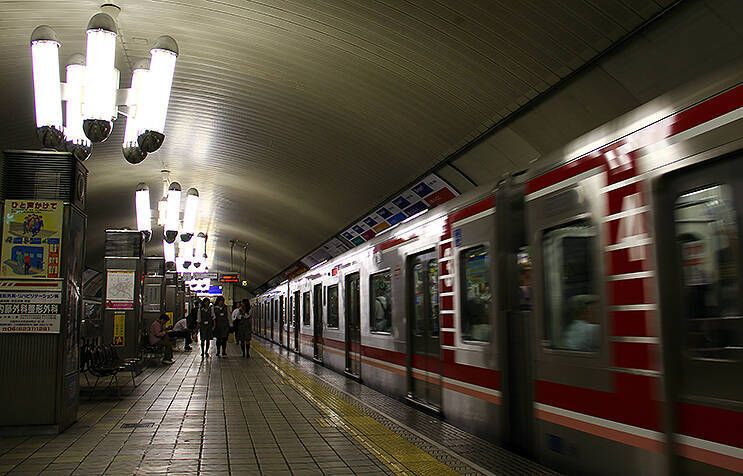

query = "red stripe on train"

[
  {"left": 449, "top": 196, "right": 495, "bottom": 224},
  {"left": 527, "top": 82, "right": 743, "bottom": 194},
  {"left": 537, "top": 375, "right": 662, "bottom": 432},
  {"left": 677, "top": 402, "right": 743, "bottom": 449}
]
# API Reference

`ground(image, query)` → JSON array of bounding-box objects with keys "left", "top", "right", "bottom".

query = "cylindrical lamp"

[
  {"left": 64, "top": 54, "right": 91, "bottom": 161},
  {"left": 122, "top": 59, "right": 149, "bottom": 164},
  {"left": 137, "top": 35, "right": 178, "bottom": 153},
  {"left": 30, "top": 26, "right": 64, "bottom": 150},
  {"left": 178, "top": 239, "right": 193, "bottom": 268},
  {"left": 135, "top": 183, "right": 152, "bottom": 241},
  {"left": 193, "top": 232, "right": 206, "bottom": 268},
  {"left": 164, "top": 181, "right": 181, "bottom": 243},
  {"left": 82, "top": 12, "right": 117, "bottom": 143},
  {"left": 180, "top": 188, "right": 199, "bottom": 241},
  {"left": 163, "top": 239, "right": 175, "bottom": 264}
]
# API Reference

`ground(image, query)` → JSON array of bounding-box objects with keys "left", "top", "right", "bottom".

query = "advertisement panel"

[
  {"left": 1, "top": 199, "right": 63, "bottom": 279},
  {"left": 0, "top": 283, "right": 62, "bottom": 333}
]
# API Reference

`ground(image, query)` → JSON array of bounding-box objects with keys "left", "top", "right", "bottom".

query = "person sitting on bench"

[
  {"left": 149, "top": 314, "right": 174, "bottom": 365},
  {"left": 168, "top": 317, "right": 195, "bottom": 351}
]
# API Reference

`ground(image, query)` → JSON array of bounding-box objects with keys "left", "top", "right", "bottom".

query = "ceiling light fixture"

[
  {"left": 135, "top": 182, "right": 152, "bottom": 241},
  {"left": 180, "top": 188, "right": 199, "bottom": 242},
  {"left": 164, "top": 181, "right": 181, "bottom": 243},
  {"left": 29, "top": 8, "right": 178, "bottom": 163}
]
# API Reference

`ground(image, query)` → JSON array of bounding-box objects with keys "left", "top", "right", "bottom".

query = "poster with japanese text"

[
  {"left": 1, "top": 200, "right": 63, "bottom": 279},
  {"left": 105, "top": 270, "right": 135, "bottom": 310},
  {"left": 0, "top": 288, "right": 62, "bottom": 333}
]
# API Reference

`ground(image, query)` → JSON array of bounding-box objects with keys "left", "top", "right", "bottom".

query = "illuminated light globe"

[
  {"left": 137, "top": 35, "right": 178, "bottom": 153},
  {"left": 82, "top": 13, "right": 118, "bottom": 143},
  {"left": 30, "top": 26, "right": 65, "bottom": 150}
]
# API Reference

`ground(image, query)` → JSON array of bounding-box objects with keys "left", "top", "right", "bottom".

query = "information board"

[
  {"left": 105, "top": 270, "right": 135, "bottom": 310},
  {"left": 1, "top": 199, "right": 63, "bottom": 279}
]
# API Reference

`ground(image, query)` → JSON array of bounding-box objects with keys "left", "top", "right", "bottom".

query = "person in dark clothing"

[
  {"left": 213, "top": 296, "right": 231, "bottom": 357},
  {"left": 198, "top": 298, "right": 214, "bottom": 357},
  {"left": 236, "top": 300, "right": 253, "bottom": 358}
]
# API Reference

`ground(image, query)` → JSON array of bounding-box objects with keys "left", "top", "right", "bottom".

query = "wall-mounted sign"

[
  {"left": 113, "top": 313, "right": 125, "bottom": 346},
  {"left": 1, "top": 199, "right": 63, "bottom": 279},
  {"left": 0, "top": 281, "right": 62, "bottom": 333},
  {"left": 341, "top": 174, "right": 457, "bottom": 247},
  {"left": 219, "top": 273, "right": 240, "bottom": 283},
  {"left": 105, "top": 270, "right": 135, "bottom": 310}
]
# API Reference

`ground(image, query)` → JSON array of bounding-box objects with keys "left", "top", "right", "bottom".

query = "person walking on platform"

[
  {"left": 213, "top": 296, "right": 232, "bottom": 357},
  {"left": 236, "top": 300, "right": 253, "bottom": 358},
  {"left": 198, "top": 297, "right": 214, "bottom": 357}
]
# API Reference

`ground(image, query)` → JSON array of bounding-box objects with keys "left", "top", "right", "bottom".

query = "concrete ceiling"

[{"left": 0, "top": 0, "right": 700, "bottom": 290}]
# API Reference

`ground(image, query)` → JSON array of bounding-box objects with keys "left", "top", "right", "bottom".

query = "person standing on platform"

[
  {"left": 213, "top": 296, "right": 232, "bottom": 357},
  {"left": 231, "top": 301, "right": 242, "bottom": 346},
  {"left": 236, "top": 300, "right": 253, "bottom": 358},
  {"left": 199, "top": 297, "right": 214, "bottom": 357}
]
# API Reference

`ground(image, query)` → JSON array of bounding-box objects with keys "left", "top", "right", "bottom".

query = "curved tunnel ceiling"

[{"left": 0, "top": 0, "right": 705, "bottom": 290}]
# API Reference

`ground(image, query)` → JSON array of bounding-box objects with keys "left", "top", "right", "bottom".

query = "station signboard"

[{"left": 219, "top": 273, "right": 240, "bottom": 283}]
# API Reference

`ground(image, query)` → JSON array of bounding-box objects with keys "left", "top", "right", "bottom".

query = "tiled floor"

[{"left": 0, "top": 339, "right": 555, "bottom": 475}]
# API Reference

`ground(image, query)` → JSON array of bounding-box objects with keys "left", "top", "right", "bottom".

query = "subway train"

[{"left": 252, "top": 65, "right": 743, "bottom": 475}]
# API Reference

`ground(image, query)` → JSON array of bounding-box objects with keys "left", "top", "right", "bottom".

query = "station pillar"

[
  {"left": 101, "top": 230, "right": 144, "bottom": 359},
  {"left": 0, "top": 150, "right": 88, "bottom": 434},
  {"left": 142, "top": 257, "right": 165, "bottom": 328}
]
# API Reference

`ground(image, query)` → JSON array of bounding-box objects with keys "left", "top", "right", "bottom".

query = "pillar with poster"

[
  {"left": 0, "top": 150, "right": 87, "bottom": 435},
  {"left": 102, "top": 230, "right": 145, "bottom": 360}
]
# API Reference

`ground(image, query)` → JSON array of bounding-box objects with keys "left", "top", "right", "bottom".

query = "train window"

[
  {"left": 302, "top": 292, "right": 310, "bottom": 326},
  {"left": 461, "top": 245, "right": 491, "bottom": 342},
  {"left": 370, "top": 270, "right": 392, "bottom": 333},
  {"left": 518, "top": 246, "right": 533, "bottom": 311},
  {"left": 542, "top": 222, "right": 599, "bottom": 352},
  {"left": 327, "top": 284, "right": 339, "bottom": 328},
  {"left": 675, "top": 185, "right": 742, "bottom": 362},
  {"left": 413, "top": 259, "right": 439, "bottom": 338}
]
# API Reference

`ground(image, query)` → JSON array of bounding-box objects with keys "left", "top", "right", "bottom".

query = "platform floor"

[{"left": 0, "top": 338, "right": 556, "bottom": 475}]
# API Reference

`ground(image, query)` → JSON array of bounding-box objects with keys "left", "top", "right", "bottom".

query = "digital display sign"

[{"left": 219, "top": 273, "right": 240, "bottom": 283}]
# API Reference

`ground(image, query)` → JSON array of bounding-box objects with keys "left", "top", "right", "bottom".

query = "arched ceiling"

[{"left": 0, "top": 0, "right": 693, "bottom": 290}]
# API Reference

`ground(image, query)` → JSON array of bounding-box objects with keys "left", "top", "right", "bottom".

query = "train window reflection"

[
  {"left": 675, "top": 185, "right": 742, "bottom": 362},
  {"left": 327, "top": 284, "right": 339, "bottom": 328},
  {"left": 428, "top": 260, "right": 439, "bottom": 337},
  {"left": 370, "top": 271, "right": 392, "bottom": 333},
  {"left": 413, "top": 262, "right": 425, "bottom": 337},
  {"left": 302, "top": 292, "right": 310, "bottom": 326},
  {"left": 461, "top": 245, "right": 491, "bottom": 342},
  {"left": 543, "top": 223, "right": 599, "bottom": 352}
]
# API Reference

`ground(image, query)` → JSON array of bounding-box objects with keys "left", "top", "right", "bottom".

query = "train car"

[
  {"left": 517, "top": 64, "right": 743, "bottom": 475},
  {"left": 256, "top": 63, "right": 743, "bottom": 475}
]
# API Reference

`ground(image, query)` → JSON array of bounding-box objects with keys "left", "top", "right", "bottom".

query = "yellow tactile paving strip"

[{"left": 254, "top": 342, "right": 461, "bottom": 476}]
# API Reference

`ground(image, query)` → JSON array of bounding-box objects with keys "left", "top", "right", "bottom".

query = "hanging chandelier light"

[
  {"left": 180, "top": 188, "right": 199, "bottom": 242},
  {"left": 135, "top": 182, "right": 152, "bottom": 241},
  {"left": 163, "top": 240, "right": 176, "bottom": 266},
  {"left": 193, "top": 232, "right": 206, "bottom": 269},
  {"left": 164, "top": 181, "right": 181, "bottom": 243},
  {"left": 29, "top": 8, "right": 178, "bottom": 163}
]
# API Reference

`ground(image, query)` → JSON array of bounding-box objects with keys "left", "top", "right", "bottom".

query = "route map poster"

[
  {"left": 1, "top": 200, "right": 63, "bottom": 279},
  {"left": 105, "top": 270, "right": 135, "bottom": 310}
]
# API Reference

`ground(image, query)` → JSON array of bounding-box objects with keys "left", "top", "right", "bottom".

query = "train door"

[
  {"left": 288, "top": 295, "right": 293, "bottom": 350},
  {"left": 496, "top": 182, "right": 534, "bottom": 457},
  {"left": 345, "top": 273, "right": 361, "bottom": 378},
  {"left": 303, "top": 291, "right": 310, "bottom": 352},
  {"left": 313, "top": 284, "right": 323, "bottom": 361},
  {"left": 407, "top": 250, "right": 441, "bottom": 410},
  {"left": 294, "top": 291, "right": 300, "bottom": 351},
  {"left": 656, "top": 156, "right": 743, "bottom": 475},
  {"left": 271, "top": 299, "right": 276, "bottom": 342},
  {"left": 279, "top": 297, "right": 284, "bottom": 347}
]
